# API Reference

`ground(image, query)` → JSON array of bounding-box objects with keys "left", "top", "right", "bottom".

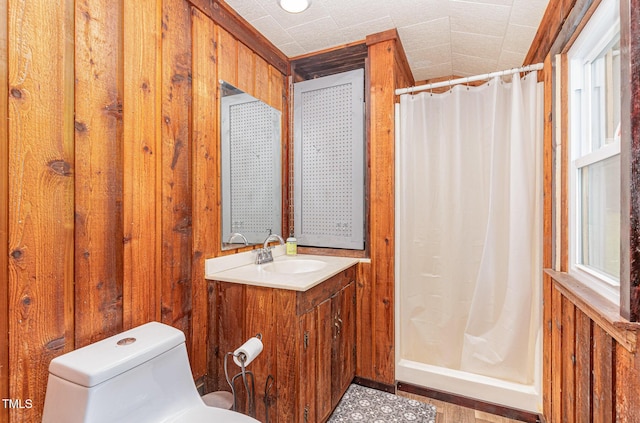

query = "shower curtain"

[{"left": 397, "top": 74, "right": 542, "bottom": 385}]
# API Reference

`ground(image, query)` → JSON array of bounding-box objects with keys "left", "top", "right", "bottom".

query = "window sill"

[{"left": 545, "top": 268, "right": 640, "bottom": 352}]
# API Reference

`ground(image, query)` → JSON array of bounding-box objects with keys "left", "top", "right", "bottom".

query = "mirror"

[{"left": 220, "top": 80, "right": 282, "bottom": 250}]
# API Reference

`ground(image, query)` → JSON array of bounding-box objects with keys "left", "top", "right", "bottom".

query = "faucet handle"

[{"left": 253, "top": 247, "right": 274, "bottom": 264}]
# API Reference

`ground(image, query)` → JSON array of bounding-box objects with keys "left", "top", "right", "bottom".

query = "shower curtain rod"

[{"left": 395, "top": 62, "right": 544, "bottom": 96}]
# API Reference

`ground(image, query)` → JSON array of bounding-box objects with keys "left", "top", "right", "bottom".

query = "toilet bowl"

[{"left": 42, "top": 322, "right": 259, "bottom": 423}]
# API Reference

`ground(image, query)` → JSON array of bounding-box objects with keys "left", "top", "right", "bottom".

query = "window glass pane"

[
  {"left": 579, "top": 154, "right": 620, "bottom": 280},
  {"left": 589, "top": 37, "right": 621, "bottom": 152}
]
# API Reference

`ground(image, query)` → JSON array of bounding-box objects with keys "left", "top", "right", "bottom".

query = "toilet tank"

[{"left": 42, "top": 322, "right": 202, "bottom": 423}]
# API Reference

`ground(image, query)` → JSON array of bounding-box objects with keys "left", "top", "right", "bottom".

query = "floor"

[{"left": 398, "top": 392, "right": 526, "bottom": 423}]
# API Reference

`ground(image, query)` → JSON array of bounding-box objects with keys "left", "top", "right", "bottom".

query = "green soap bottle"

[{"left": 286, "top": 232, "right": 297, "bottom": 256}]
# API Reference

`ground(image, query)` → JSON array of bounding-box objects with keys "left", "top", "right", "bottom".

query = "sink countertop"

[{"left": 205, "top": 252, "right": 360, "bottom": 292}]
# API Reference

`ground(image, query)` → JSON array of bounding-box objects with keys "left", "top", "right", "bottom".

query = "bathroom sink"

[
  {"left": 206, "top": 248, "right": 359, "bottom": 291},
  {"left": 262, "top": 259, "right": 327, "bottom": 274}
]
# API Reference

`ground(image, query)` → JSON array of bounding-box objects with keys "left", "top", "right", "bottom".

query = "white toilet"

[{"left": 42, "top": 321, "right": 259, "bottom": 423}]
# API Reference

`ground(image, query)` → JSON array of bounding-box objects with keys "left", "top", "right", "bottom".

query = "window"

[{"left": 568, "top": 0, "right": 621, "bottom": 302}]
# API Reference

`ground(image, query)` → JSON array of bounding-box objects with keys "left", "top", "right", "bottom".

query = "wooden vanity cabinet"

[
  {"left": 299, "top": 282, "right": 356, "bottom": 422},
  {"left": 300, "top": 279, "right": 356, "bottom": 423},
  {"left": 209, "top": 264, "right": 356, "bottom": 423}
]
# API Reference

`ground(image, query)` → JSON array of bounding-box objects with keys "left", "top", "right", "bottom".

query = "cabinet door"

[
  {"left": 299, "top": 311, "right": 317, "bottom": 423},
  {"left": 316, "top": 299, "right": 333, "bottom": 422},
  {"left": 331, "top": 281, "right": 356, "bottom": 408}
]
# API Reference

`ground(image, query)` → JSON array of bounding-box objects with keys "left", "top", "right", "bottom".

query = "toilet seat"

[{"left": 167, "top": 405, "right": 260, "bottom": 422}]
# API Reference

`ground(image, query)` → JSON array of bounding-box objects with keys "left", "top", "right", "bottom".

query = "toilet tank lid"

[{"left": 48, "top": 322, "right": 185, "bottom": 388}]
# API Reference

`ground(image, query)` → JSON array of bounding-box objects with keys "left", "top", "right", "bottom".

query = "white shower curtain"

[{"left": 397, "top": 74, "right": 542, "bottom": 385}]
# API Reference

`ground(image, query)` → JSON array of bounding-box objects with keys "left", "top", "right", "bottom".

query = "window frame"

[{"left": 567, "top": 0, "right": 621, "bottom": 304}]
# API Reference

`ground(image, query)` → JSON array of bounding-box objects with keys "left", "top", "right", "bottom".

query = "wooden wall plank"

[
  {"left": 160, "top": 0, "right": 193, "bottom": 340},
  {"left": 542, "top": 52, "right": 554, "bottom": 422},
  {"left": 216, "top": 27, "right": 238, "bottom": 88},
  {"left": 357, "top": 32, "right": 412, "bottom": 386},
  {"left": 592, "top": 324, "right": 614, "bottom": 422},
  {"left": 0, "top": 0, "right": 9, "bottom": 419},
  {"left": 7, "top": 0, "right": 76, "bottom": 421},
  {"left": 215, "top": 282, "right": 245, "bottom": 391},
  {"left": 236, "top": 42, "right": 255, "bottom": 95},
  {"left": 542, "top": 275, "right": 554, "bottom": 422},
  {"left": 561, "top": 296, "right": 575, "bottom": 423},
  {"left": 621, "top": 0, "right": 640, "bottom": 322},
  {"left": 275, "top": 290, "right": 297, "bottom": 423},
  {"left": 268, "top": 66, "right": 284, "bottom": 113},
  {"left": 615, "top": 341, "right": 640, "bottom": 422},
  {"left": 213, "top": 26, "right": 237, "bottom": 258},
  {"left": 559, "top": 53, "right": 569, "bottom": 272},
  {"left": 206, "top": 281, "right": 219, "bottom": 391},
  {"left": 574, "top": 310, "right": 591, "bottom": 423},
  {"left": 122, "top": 0, "right": 161, "bottom": 328},
  {"left": 74, "top": 0, "right": 124, "bottom": 348},
  {"left": 271, "top": 67, "right": 289, "bottom": 239},
  {"left": 542, "top": 52, "right": 554, "bottom": 271},
  {"left": 191, "top": 5, "right": 218, "bottom": 379},
  {"left": 245, "top": 286, "right": 277, "bottom": 422},
  {"left": 355, "top": 261, "right": 374, "bottom": 380},
  {"left": 551, "top": 286, "right": 563, "bottom": 422},
  {"left": 366, "top": 36, "right": 396, "bottom": 385},
  {"left": 254, "top": 55, "right": 270, "bottom": 104}
]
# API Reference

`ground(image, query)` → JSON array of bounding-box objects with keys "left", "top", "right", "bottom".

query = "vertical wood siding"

[
  {"left": 544, "top": 277, "right": 640, "bottom": 422},
  {"left": 0, "top": 0, "right": 10, "bottom": 419},
  {"left": 366, "top": 37, "right": 396, "bottom": 384},
  {"left": 7, "top": 2, "right": 76, "bottom": 422},
  {"left": 74, "top": 0, "right": 124, "bottom": 348},
  {"left": 122, "top": 0, "right": 162, "bottom": 329},
  {"left": 160, "top": 0, "right": 193, "bottom": 348},
  {"left": 2, "top": 0, "right": 287, "bottom": 420},
  {"left": 360, "top": 30, "right": 413, "bottom": 385},
  {"left": 190, "top": 5, "right": 218, "bottom": 378}
]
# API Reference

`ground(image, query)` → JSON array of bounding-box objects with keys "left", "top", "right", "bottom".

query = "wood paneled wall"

[
  {"left": 2, "top": 1, "right": 287, "bottom": 421},
  {"left": 357, "top": 29, "right": 413, "bottom": 385},
  {"left": 533, "top": 0, "right": 640, "bottom": 422},
  {"left": 544, "top": 271, "right": 640, "bottom": 422}
]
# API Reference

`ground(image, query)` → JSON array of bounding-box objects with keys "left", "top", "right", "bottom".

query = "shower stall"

[{"left": 394, "top": 69, "right": 544, "bottom": 413}]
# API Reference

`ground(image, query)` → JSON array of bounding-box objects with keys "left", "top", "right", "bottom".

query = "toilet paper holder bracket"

[{"left": 224, "top": 333, "right": 263, "bottom": 418}]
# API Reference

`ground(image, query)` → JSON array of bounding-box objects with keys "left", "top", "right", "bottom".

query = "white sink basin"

[
  {"left": 205, "top": 249, "right": 360, "bottom": 291},
  {"left": 262, "top": 259, "right": 327, "bottom": 274}
]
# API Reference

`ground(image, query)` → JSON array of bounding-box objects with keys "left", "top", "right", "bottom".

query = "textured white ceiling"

[{"left": 223, "top": 0, "right": 550, "bottom": 81}]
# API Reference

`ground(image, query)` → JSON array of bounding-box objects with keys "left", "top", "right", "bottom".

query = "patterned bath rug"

[{"left": 327, "top": 384, "right": 437, "bottom": 422}]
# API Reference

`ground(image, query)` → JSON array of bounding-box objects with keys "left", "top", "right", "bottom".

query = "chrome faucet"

[
  {"left": 255, "top": 233, "right": 285, "bottom": 264},
  {"left": 263, "top": 233, "right": 285, "bottom": 250}
]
